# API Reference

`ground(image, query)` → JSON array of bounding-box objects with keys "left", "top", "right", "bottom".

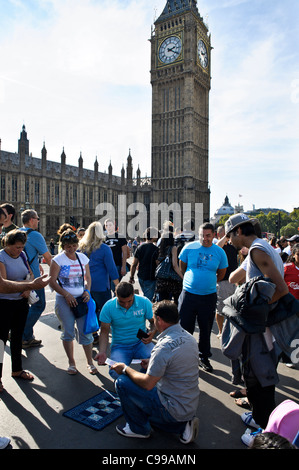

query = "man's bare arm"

[{"left": 250, "top": 248, "right": 289, "bottom": 303}]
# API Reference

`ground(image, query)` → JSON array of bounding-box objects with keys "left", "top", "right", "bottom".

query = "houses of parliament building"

[{"left": 0, "top": 0, "right": 211, "bottom": 239}]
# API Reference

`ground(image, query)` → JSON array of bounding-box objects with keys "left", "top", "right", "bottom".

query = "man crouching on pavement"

[{"left": 111, "top": 300, "right": 200, "bottom": 444}]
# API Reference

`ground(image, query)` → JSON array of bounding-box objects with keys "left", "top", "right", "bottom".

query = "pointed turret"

[
  {"left": 41, "top": 142, "right": 47, "bottom": 170},
  {"left": 18, "top": 124, "right": 29, "bottom": 156},
  {"left": 126, "top": 149, "right": 133, "bottom": 182},
  {"left": 61, "top": 147, "right": 66, "bottom": 165},
  {"left": 94, "top": 156, "right": 99, "bottom": 176},
  {"left": 156, "top": 0, "right": 202, "bottom": 24},
  {"left": 78, "top": 152, "right": 83, "bottom": 170}
]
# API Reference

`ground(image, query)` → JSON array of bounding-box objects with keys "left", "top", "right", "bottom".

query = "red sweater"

[{"left": 284, "top": 263, "right": 299, "bottom": 300}]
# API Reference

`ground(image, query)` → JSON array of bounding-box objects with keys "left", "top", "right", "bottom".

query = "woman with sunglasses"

[{"left": 49, "top": 229, "right": 97, "bottom": 375}]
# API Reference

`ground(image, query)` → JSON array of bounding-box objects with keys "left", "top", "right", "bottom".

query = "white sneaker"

[
  {"left": 241, "top": 427, "right": 263, "bottom": 447},
  {"left": 179, "top": 417, "right": 199, "bottom": 444},
  {"left": 116, "top": 423, "right": 150, "bottom": 439},
  {"left": 241, "top": 411, "right": 260, "bottom": 429},
  {"left": 0, "top": 437, "right": 10, "bottom": 449}
]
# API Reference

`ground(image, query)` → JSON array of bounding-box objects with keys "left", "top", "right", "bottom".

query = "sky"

[{"left": 0, "top": 0, "right": 298, "bottom": 217}]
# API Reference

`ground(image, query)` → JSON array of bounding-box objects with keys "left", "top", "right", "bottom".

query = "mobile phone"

[{"left": 137, "top": 329, "right": 149, "bottom": 339}]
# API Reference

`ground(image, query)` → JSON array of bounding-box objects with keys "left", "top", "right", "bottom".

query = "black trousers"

[
  {"left": 0, "top": 298, "right": 29, "bottom": 378},
  {"left": 246, "top": 380, "right": 276, "bottom": 429},
  {"left": 178, "top": 289, "right": 217, "bottom": 359}
]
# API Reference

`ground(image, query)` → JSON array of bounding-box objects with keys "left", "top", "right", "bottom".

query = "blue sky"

[{"left": 0, "top": 0, "right": 298, "bottom": 217}]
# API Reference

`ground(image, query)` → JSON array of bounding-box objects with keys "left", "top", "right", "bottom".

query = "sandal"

[
  {"left": 12, "top": 370, "right": 34, "bottom": 381},
  {"left": 229, "top": 388, "right": 247, "bottom": 399},
  {"left": 67, "top": 365, "right": 78, "bottom": 375},
  {"left": 235, "top": 397, "right": 251, "bottom": 409},
  {"left": 87, "top": 364, "right": 98, "bottom": 375}
]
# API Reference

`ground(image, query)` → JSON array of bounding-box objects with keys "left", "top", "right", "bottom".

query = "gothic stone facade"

[{"left": 0, "top": 126, "right": 151, "bottom": 239}]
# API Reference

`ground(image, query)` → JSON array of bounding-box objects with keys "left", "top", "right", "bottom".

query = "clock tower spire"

[{"left": 150, "top": 0, "right": 211, "bottom": 221}]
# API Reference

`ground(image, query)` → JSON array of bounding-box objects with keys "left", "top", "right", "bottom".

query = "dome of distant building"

[
  {"left": 215, "top": 196, "right": 234, "bottom": 216},
  {"left": 211, "top": 196, "right": 235, "bottom": 224}
]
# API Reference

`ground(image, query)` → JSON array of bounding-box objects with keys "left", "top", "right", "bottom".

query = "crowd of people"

[{"left": 0, "top": 203, "right": 298, "bottom": 449}]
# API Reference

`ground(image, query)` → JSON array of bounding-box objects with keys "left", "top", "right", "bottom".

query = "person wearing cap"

[
  {"left": 178, "top": 222, "right": 228, "bottom": 372},
  {"left": 224, "top": 213, "right": 289, "bottom": 438},
  {"left": 284, "top": 235, "right": 299, "bottom": 256}
]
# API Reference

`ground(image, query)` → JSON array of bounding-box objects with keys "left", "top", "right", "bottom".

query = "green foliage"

[
  {"left": 281, "top": 222, "right": 299, "bottom": 238},
  {"left": 216, "top": 209, "right": 299, "bottom": 238},
  {"left": 218, "top": 214, "right": 230, "bottom": 226}
]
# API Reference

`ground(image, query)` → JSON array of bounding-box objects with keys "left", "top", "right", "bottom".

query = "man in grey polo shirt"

[{"left": 111, "top": 300, "right": 200, "bottom": 444}]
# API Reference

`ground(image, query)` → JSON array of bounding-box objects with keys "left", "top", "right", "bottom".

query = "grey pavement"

[{"left": 1, "top": 262, "right": 298, "bottom": 451}]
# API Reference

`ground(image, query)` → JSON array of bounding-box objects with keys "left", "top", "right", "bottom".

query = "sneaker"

[
  {"left": 199, "top": 358, "right": 213, "bottom": 373},
  {"left": 0, "top": 437, "right": 11, "bottom": 449},
  {"left": 116, "top": 423, "right": 150, "bottom": 439},
  {"left": 22, "top": 339, "right": 42, "bottom": 349},
  {"left": 179, "top": 417, "right": 199, "bottom": 444},
  {"left": 241, "top": 427, "right": 263, "bottom": 447},
  {"left": 241, "top": 411, "right": 260, "bottom": 430}
]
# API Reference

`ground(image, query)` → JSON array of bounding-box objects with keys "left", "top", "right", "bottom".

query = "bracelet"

[{"left": 122, "top": 365, "right": 128, "bottom": 375}]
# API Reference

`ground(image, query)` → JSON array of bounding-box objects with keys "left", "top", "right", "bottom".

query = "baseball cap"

[
  {"left": 225, "top": 213, "right": 259, "bottom": 235},
  {"left": 286, "top": 235, "right": 299, "bottom": 242}
]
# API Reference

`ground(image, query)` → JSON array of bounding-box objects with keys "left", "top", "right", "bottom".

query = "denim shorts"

[{"left": 55, "top": 295, "right": 93, "bottom": 345}]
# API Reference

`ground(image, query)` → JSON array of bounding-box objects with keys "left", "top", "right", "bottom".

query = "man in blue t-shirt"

[
  {"left": 95, "top": 282, "right": 156, "bottom": 380},
  {"left": 20, "top": 210, "right": 52, "bottom": 348},
  {"left": 178, "top": 223, "right": 228, "bottom": 372}
]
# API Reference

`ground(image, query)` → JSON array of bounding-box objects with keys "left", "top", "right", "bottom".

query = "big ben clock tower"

[{"left": 150, "top": 0, "right": 211, "bottom": 221}]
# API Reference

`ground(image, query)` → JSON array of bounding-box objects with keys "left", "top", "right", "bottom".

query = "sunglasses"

[{"left": 62, "top": 233, "right": 78, "bottom": 241}]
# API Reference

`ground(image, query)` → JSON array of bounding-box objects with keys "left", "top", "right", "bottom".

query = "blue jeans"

[
  {"left": 23, "top": 288, "right": 46, "bottom": 341},
  {"left": 110, "top": 340, "right": 153, "bottom": 380},
  {"left": 55, "top": 295, "right": 94, "bottom": 345},
  {"left": 115, "top": 375, "right": 186, "bottom": 435},
  {"left": 138, "top": 278, "right": 156, "bottom": 301}
]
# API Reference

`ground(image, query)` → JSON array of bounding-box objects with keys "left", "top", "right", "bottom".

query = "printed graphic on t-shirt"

[
  {"left": 196, "top": 253, "right": 213, "bottom": 267},
  {"left": 59, "top": 264, "right": 84, "bottom": 289}
]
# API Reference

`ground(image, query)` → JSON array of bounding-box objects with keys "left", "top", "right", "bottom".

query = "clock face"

[
  {"left": 198, "top": 39, "right": 208, "bottom": 69},
  {"left": 158, "top": 36, "right": 182, "bottom": 64}
]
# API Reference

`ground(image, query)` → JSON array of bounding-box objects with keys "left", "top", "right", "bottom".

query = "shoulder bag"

[{"left": 155, "top": 246, "right": 182, "bottom": 282}]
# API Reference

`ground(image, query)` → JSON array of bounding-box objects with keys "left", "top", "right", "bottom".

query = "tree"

[
  {"left": 281, "top": 222, "right": 299, "bottom": 238},
  {"left": 218, "top": 214, "right": 230, "bottom": 226}
]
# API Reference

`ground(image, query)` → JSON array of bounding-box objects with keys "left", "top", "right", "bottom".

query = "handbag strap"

[
  {"left": 75, "top": 252, "right": 85, "bottom": 288},
  {"left": 19, "top": 251, "right": 30, "bottom": 273}
]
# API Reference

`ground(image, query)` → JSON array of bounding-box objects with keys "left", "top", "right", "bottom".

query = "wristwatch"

[{"left": 122, "top": 365, "right": 128, "bottom": 375}]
